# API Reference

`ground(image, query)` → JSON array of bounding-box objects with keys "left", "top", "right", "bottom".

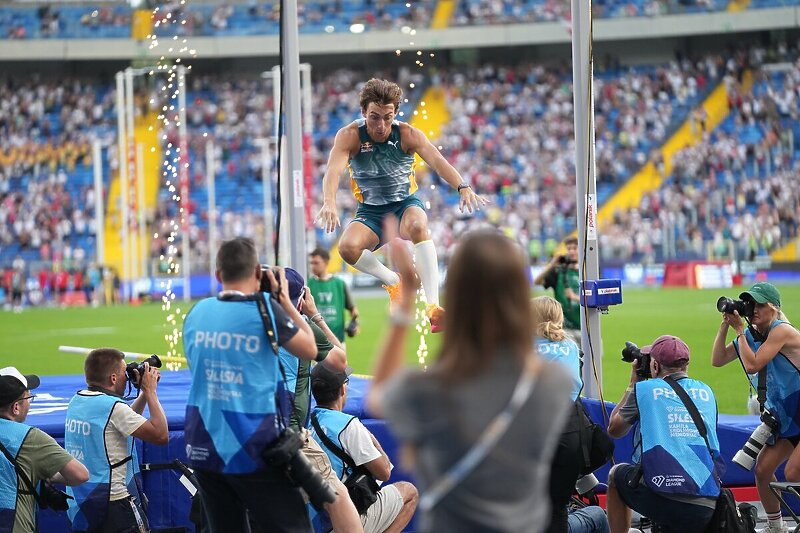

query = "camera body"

[
  {"left": 345, "top": 317, "right": 359, "bottom": 337},
  {"left": 261, "top": 427, "right": 336, "bottom": 510},
  {"left": 716, "top": 296, "right": 755, "bottom": 320},
  {"left": 39, "top": 481, "right": 73, "bottom": 511},
  {"left": 125, "top": 355, "right": 162, "bottom": 389},
  {"left": 260, "top": 264, "right": 281, "bottom": 296},
  {"left": 732, "top": 411, "right": 780, "bottom": 470},
  {"left": 621, "top": 341, "right": 652, "bottom": 380},
  {"left": 558, "top": 255, "right": 578, "bottom": 266}
]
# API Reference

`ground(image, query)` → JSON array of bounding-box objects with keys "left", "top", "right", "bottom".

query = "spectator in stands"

[
  {"left": 309, "top": 364, "right": 418, "bottom": 532},
  {"left": 308, "top": 247, "right": 360, "bottom": 342},
  {"left": 65, "top": 348, "right": 168, "bottom": 532},
  {"left": 368, "top": 225, "right": 572, "bottom": 532},
  {"left": 534, "top": 236, "right": 581, "bottom": 338},
  {"left": 0, "top": 366, "right": 89, "bottom": 533},
  {"left": 607, "top": 335, "right": 721, "bottom": 533},
  {"left": 182, "top": 237, "right": 317, "bottom": 531},
  {"left": 277, "top": 268, "right": 364, "bottom": 532},
  {"left": 712, "top": 283, "right": 800, "bottom": 533}
]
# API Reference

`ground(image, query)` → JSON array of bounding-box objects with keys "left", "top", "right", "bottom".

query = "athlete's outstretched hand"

[
  {"left": 459, "top": 187, "right": 489, "bottom": 214},
  {"left": 316, "top": 201, "right": 340, "bottom": 233}
]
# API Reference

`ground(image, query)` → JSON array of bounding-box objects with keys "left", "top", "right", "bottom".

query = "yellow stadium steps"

[
  {"left": 431, "top": 0, "right": 456, "bottom": 29},
  {"left": 103, "top": 113, "right": 161, "bottom": 279}
]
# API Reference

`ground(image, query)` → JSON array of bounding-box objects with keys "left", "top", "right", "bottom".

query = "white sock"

[
  {"left": 414, "top": 240, "right": 440, "bottom": 307},
  {"left": 353, "top": 249, "right": 400, "bottom": 286}
]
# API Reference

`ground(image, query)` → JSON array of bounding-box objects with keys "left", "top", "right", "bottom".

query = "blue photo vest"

[
  {"left": 635, "top": 377, "right": 721, "bottom": 498},
  {"left": 536, "top": 337, "right": 583, "bottom": 401},
  {"left": 735, "top": 320, "right": 800, "bottom": 439},
  {"left": 308, "top": 407, "right": 359, "bottom": 533},
  {"left": 65, "top": 392, "right": 142, "bottom": 531},
  {"left": 0, "top": 419, "right": 33, "bottom": 533},
  {"left": 183, "top": 295, "right": 283, "bottom": 474}
]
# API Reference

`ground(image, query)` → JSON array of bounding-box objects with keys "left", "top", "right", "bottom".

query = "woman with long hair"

[
  {"left": 712, "top": 282, "right": 800, "bottom": 533},
  {"left": 368, "top": 227, "right": 572, "bottom": 533}
]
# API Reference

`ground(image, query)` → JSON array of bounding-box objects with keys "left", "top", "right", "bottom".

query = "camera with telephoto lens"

[
  {"left": 261, "top": 427, "right": 336, "bottom": 510},
  {"left": 716, "top": 296, "right": 755, "bottom": 320},
  {"left": 621, "top": 342, "right": 651, "bottom": 380},
  {"left": 557, "top": 255, "right": 577, "bottom": 266},
  {"left": 732, "top": 411, "right": 780, "bottom": 471},
  {"left": 125, "top": 355, "right": 162, "bottom": 389},
  {"left": 39, "top": 481, "right": 73, "bottom": 511},
  {"left": 259, "top": 264, "right": 282, "bottom": 297}
]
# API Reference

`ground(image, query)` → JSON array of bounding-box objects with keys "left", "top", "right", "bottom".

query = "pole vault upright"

[
  {"left": 570, "top": 0, "right": 603, "bottom": 398},
  {"left": 280, "top": 0, "right": 308, "bottom": 280}
]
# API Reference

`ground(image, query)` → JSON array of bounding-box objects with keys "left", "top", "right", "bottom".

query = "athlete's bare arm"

[
  {"left": 317, "top": 123, "right": 360, "bottom": 233},
  {"left": 400, "top": 123, "right": 488, "bottom": 213}
]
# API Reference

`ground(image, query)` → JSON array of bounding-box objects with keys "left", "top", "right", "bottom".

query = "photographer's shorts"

[
  {"left": 361, "top": 484, "right": 403, "bottom": 533},
  {"left": 301, "top": 432, "right": 337, "bottom": 484}
]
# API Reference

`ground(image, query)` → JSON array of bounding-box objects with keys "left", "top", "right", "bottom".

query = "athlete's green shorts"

[{"left": 350, "top": 194, "right": 425, "bottom": 246}]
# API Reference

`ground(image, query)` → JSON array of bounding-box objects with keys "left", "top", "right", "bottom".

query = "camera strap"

[
  {"left": 310, "top": 411, "right": 371, "bottom": 480},
  {"left": 255, "top": 292, "right": 292, "bottom": 431},
  {"left": 0, "top": 437, "right": 48, "bottom": 508},
  {"left": 662, "top": 376, "right": 721, "bottom": 486},
  {"left": 418, "top": 358, "right": 539, "bottom": 513}
]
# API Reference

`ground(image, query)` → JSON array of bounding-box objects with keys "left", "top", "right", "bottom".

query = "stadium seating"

[
  {"left": 2, "top": 0, "right": 799, "bottom": 40},
  {"left": 599, "top": 63, "right": 800, "bottom": 261}
]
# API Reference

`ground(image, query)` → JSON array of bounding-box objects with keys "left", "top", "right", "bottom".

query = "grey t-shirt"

[{"left": 382, "top": 355, "right": 572, "bottom": 533}]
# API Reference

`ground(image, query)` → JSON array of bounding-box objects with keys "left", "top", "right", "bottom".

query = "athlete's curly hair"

[{"left": 359, "top": 79, "right": 403, "bottom": 112}]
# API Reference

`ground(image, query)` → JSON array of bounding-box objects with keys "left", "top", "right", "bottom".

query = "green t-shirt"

[
  {"left": 307, "top": 276, "right": 349, "bottom": 342},
  {"left": 545, "top": 265, "right": 581, "bottom": 330},
  {"left": 289, "top": 318, "right": 334, "bottom": 431},
  {"left": 11, "top": 427, "right": 74, "bottom": 533}
]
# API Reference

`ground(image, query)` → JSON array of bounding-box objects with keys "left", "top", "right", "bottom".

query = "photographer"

[
  {"left": 309, "top": 364, "right": 418, "bottom": 533},
  {"left": 182, "top": 237, "right": 317, "bottom": 532},
  {"left": 0, "top": 367, "right": 89, "bottom": 533},
  {"left": 65, "top": 348, "right": 168, "bottom": 533},
  {"left": 607, "top": 336, "right": 721, "bottom": 533},
  {"left": 534, "top": 236, "right": 581, "bottom": 338},
  {"left": 711, "top": 282, "right": 800, "bottom": 533},
  {"left": 278, "top": 267, "right": 363, "bottom": 532},
  {"left": 532, "top": 296, "right": 610, "bottom": 533}
]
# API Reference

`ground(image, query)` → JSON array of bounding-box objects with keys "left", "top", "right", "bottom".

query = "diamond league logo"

[{"left": 651, "top": 475, "right": 665, "bottom": 487}]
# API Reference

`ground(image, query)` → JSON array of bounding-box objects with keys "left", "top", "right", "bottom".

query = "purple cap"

[
  {"left": 640, "top": 335, "right": 690, "bottom": 366},
  {"left": 284, "top": 267, "right": 305, "bottom": 306}
]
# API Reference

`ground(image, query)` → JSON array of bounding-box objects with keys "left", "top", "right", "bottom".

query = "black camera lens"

[
  {"left": 260, "top": 264, "right": 281, "bottom": 296},
  {"left": 125, "top": 355, "right": 162, "bottom": 387}
]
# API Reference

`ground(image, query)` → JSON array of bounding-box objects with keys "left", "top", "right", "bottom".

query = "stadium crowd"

[{"left": 2, "top": 47, "right": 799, "bottom": 309}]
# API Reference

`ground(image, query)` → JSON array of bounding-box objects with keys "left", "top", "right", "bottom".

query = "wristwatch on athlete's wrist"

[{"left": 457, "top": 183, "right": 471, "bottom": 193}]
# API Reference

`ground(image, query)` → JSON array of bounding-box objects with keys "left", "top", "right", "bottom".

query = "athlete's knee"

[
  {"left": 785, "top": 462, "right": 800, "bottom": 482},
  {"left": 404, "top": 218, "right": 430, "bottom": 242},
  {"left": 338, "top": 240, "right": 364, "bottom": 265}
]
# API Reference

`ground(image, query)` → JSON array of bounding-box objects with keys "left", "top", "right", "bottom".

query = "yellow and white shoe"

[{"left": 427, "top": 304, "right": 445, "bottom": 333}]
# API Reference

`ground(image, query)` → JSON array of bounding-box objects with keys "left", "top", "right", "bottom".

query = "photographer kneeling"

[
  {"left": 711, "top": 282, "right": 800, "bottom": 533},
  {"left": 607, "top": 336, "right": 721, "bottom": 533}
]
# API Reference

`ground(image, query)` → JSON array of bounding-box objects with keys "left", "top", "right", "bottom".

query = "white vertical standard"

[
  {"left": 125, "top": 68, "right": 137, "bottom": 294},
  {"left": 205, "top": 140, "right": 217, "bottom": 296},
  {"left": 177, "top": 65, "right": 191, "bottom": 301},
  {"left": 570, "top": 0, "right": 603, "bottom": 398},
  {"left": 280, "top": 1, "right": 307, "bottom": 280},
  {"left": 136, "top": 143, "right": 147, "bottom": 278},
  {"left": 92, "top": 138, "right": 105, "bottom": 266},
  {"left": 117, "top": 71, "right": 130, "bottom": 303}
]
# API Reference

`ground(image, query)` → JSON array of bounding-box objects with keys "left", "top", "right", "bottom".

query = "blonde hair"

[{"left": 531, "top": 296, "right": 567, "bottom": 342}]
